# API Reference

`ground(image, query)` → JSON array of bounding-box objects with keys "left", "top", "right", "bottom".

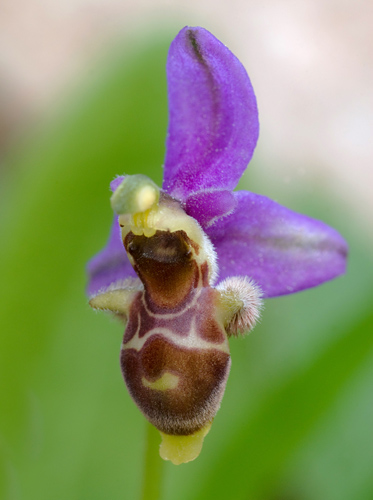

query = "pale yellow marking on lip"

[
  {"left": 142, "top": 372, "right": 179, "bottom": 391},
  {"left": 159, "top": 421, "right": 212, "bottom": 465}
]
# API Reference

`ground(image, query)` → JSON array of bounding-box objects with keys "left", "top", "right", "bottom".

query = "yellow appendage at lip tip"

[{"left": 159, "top": 422, "right": 212, "bottom": 465}]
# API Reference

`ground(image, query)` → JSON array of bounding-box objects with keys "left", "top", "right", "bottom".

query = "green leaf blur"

[{"left": 1, "top": 30, "right": 372, "bottom": 500}]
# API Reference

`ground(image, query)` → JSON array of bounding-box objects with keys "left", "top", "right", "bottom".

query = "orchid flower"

[{"left": 87, "top": 27, "right": 348, "bottom": 465}]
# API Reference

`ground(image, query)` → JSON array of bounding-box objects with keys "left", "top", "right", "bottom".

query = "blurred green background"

[{"left": 1, "top": 27, "right": 373, "bottom": 500}]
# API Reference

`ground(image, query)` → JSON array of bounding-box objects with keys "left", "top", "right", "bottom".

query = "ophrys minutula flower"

[{"left": 87, "top": 27, "right": 348, "bottom": 465}]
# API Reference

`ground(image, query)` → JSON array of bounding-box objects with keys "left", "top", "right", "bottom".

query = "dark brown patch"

[
  {"left": 198, "top": 318, "right": 225, "bottom": 344},
  {"left": 200, "top": 261, "right": 209, "bottom": 287},
  {"left": 196, "top": 288, "right": 226, "bottom": 344},
  {"left": 125, "top": 230, "right": 199, "bottom": 310},
  {"left": 121, "top": 335, "right": 230, "bottom": 435},
  {"left": 122, "top": 292, "right": 141, "bottom": 343}
]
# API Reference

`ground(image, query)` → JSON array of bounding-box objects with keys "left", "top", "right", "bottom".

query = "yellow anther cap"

[{"left": 111, "top": 175, "right": 160, "bottom": 215}]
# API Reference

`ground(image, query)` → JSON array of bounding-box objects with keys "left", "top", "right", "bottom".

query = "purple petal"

[
  {"left": 87, "top": 216, "right": 136, "bottom": 296},
  {"left": 162, "top": 26, "right": 259, "bottom": 201},
  {"left": 207, "top": 191, "right": 348, "bottom": 298},
  {"left": 185, "top": 190, "right": 237, "bottom": 229}
]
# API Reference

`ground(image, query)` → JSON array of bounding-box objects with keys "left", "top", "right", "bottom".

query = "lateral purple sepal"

[
  {"left": 162, "top": 26, "right": 259, "bottom": 200},
  {"left": 207, "top": 191, "right": 348, "bottom": 298},
  {"left": 86, "top": 216, "right": 136, "bottom": 296},
  {"left": 185, "top": 190, "right": 237, "bottom": 229}
]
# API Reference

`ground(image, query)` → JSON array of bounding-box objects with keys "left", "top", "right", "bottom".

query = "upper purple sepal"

[
  {"left": 207, "top": 191, "right": 348, "bottom": 298},
  {"left": 162, "top": 27, "right": 259, "bottom": 201}
]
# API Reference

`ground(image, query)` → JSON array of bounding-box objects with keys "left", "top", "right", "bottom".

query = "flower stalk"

[{"left": 141, "top": 422, "right": 163, "bottom": 500}]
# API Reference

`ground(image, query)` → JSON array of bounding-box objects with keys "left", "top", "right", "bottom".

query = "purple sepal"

[
  {"left": 86, "top": 216, "right": 136, "bottom": 296},
  {"left": 162, "top": 27, "right": 259, "bottom": 201},
  {"left": 185, "top": 190, "right": 237, "bottom": 229},
  {"left": 207, "top": 191, "right": 348, "bottom": 298}
]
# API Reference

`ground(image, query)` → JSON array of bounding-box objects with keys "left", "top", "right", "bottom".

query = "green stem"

[{"left": 141, "top": 422, "right": 164, "bottom": 500}]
